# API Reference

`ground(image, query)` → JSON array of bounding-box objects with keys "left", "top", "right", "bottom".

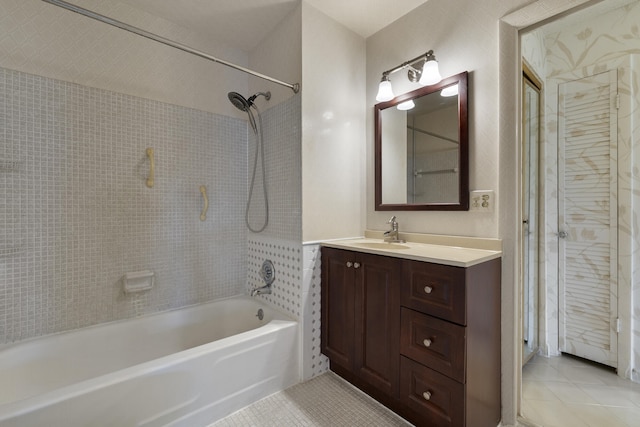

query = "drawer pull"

[
  {"left": 346, "top": 262, "right": 353, "bottom": 268},
  {"left": 424, "top": 285, "right": 433, "bottom": 294},
  {"left": 353, "top": 262, "right": 360, "bottom": 269},
  {"left": 422, "top": 391, "right": 432, "bottom": 401},
  {"left": 423, "top": 338, "right": 432, "bottom": 347}
]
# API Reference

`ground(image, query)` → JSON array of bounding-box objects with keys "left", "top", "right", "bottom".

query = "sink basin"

[{"left": 352, "top": 242, "right": 410, "bottom": 250}]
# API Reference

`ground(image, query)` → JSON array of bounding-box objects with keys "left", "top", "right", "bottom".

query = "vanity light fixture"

[
  {"left": 375, "top": 50, "right": 442, "bottom": 102},
  {"left": 375, "top": 74, "right": 395, "bottom": 102}
]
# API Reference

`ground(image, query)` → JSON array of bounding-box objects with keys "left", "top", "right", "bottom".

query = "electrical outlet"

[{"left": 470, "top": 190, "right": 495, "bottom": 212}]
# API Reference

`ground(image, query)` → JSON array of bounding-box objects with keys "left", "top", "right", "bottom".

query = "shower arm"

[{"left": 41, "top": 0, "right": 300, "bottom": 94}]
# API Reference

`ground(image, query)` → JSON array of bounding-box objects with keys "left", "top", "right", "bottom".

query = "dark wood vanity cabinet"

[{"left": 321, "top": 246, "right": 501, "bottom": 427}]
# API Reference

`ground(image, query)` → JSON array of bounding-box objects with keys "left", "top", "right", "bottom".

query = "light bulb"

[{"left": 376, "top": 77, "right": 394, "bottom": 102}]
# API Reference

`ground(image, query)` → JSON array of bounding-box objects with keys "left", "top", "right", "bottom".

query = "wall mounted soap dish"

[{"left": 122, "top": 270, "right": 155, "bottom": 294}]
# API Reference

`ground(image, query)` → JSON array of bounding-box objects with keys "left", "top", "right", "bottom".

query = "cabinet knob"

[
  {"left": 346, "top": 262, "right": 353, "bottom": 268},
  {"left": 423, "top": 338, "right": 432, "bottom": 347},
  {"left": 422, "top": 391, "right": 432, "bottom": 401},
  {"left": 353, "top": 262, "right": 360, "bottom": 269},
  {"left": 424, "top": 285, "right": 433, "bottom": 294}
]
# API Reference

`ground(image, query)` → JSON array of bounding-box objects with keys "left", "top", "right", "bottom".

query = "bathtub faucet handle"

[{"left": 251, "top": 259, "right": 275, "bottom": 297}]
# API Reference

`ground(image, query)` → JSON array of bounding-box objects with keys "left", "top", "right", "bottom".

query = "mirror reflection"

[{"left": 375, "top": 71, "right": 468, "bottom": 210}]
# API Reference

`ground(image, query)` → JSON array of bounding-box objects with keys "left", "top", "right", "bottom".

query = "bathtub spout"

[{"left": 250, "top": 285, "right": 271, "bottom": 297}]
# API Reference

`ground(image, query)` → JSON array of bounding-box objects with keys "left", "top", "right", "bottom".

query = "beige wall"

[
  {"left": 301, "top": 2, "right": 366, "bottom": 242},
  {"left": 366, "top": 0, "right": 527, "bottom": 238},
  {"left": 1, "top": 0, "right": 248, "bottom": 118},
  {"left": 249, "top": 4, "right": 302, "bottom": 107}
]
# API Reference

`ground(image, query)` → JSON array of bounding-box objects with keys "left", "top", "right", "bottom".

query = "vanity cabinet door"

[
  {"left": 321, "top": 248, "right": 356, "bottom": 370},
  {"left": 355, "top": 254, "right": 401, "bottom": 397}
]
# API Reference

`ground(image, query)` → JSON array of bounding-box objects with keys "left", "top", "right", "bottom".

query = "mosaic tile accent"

[
  {"left": 212, "top": 372, "right": 411, "bottom": 427},
  {"left": 247, "top": 236, "right": 302, "bottom": 320},
  {"left": 302, "top": 243, "right": 329, "bottom": 380},
  {"left": 245, "top": 95, "right": 301, "bottom": 241},
  {"left": 0, "top": 67, "right": 249, "bottom": 343}
]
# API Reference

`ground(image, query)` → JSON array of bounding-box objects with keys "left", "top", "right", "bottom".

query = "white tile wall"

[
  {"left": 243, "top": 94, "right": 305, "bottom": 365},
  {"left": 244, "top": 92, "right": 302, "bottom": 318},
  {"left": 246, "top": 95, "right": 301, "bottom": 241},
  {"left": 0, "top": 66, "right": 249, "bottom": 343},
  {"left": 301, "top": 243, "right": 329, "bottom": 380},
  {"left": 247, "top": 236, "right": 301, "bottom": 320}
]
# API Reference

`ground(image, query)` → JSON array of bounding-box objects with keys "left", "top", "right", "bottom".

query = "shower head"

[
  {"left": 228, "top": 91, "right": 271, "bottom": 112},
  {"left": 228, "top": 92, "right": 251, "bottom": 112}
]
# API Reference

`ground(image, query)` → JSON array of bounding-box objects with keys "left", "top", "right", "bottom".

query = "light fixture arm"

[
  {"left": 381, "top": 50, "right": 435, "bottom": 77},
  {"left": 375, "top": 49, "right": 441, "bottom": 103}
]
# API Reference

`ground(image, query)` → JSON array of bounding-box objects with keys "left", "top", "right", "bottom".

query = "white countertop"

[{"left": 320, "top": 236, "right": 502, "bottom": 268}]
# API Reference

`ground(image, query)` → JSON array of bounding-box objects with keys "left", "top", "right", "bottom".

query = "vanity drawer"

[
  {"left": 402, "top": 260, "right": 466, "bottom": 325},
  {"left": 400, "top": 308, "right": 465, "bottom": 382},
  {"left": 400, "top": 356, "right": 464, "bottom": 427}
]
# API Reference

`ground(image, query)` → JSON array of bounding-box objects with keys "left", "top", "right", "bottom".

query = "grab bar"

[
  {"left": 200, "top": 185, "right": 208, "bottom": 221},
  {"left": 146, "top": 148, "right": 154, "bottom": 188}
]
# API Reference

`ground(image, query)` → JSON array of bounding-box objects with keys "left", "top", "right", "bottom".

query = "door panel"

[
  {"left": 354, "top": 254, "right": 401, "bottom": 397},
  {"left": 558, "top": 70, "right": 618, "bottom": 367},
  {"left": 321, "top": 248, "right": 355, "bottom": 370},
  {"left": 522, "top": 67, "right": 541, "bottom": 364}
]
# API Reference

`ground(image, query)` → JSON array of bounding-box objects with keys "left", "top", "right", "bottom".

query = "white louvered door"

[{"left": 558, "top": 70, "right": 618, "bottom": 368}]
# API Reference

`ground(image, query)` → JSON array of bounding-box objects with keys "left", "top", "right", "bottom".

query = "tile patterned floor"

[
  {"left": 211, "top": 372, "right": 412, "bottom": 426},
  {"left": 521, "top": 354, "right": 640, "bottom": 427},
  {"left": 214, "top": 355, "right": 640, "bottom": 427}
]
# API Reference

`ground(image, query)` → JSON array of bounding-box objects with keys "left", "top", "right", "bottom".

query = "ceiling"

[
  {"left": 118, "top": 0, "right": 430, "bottom": 51},
  {"left": 115, "top": 0, "right": 628, "bottom": 52},
  {"left": 303, "top": 0, "right": 430, "bottom": 39}
]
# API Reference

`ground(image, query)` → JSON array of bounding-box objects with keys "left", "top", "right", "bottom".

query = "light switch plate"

[{"left": 470, "top": 190, "right": 495, "bottom": 212}]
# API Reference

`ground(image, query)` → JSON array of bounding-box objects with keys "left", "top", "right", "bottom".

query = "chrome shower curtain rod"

[{"left": 41, "top": 0, "right": 300, "bottom": 94}]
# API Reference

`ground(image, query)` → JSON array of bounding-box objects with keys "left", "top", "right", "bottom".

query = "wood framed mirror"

[{"left": 375, "top": 71, "right": 468, "bottom": 211}]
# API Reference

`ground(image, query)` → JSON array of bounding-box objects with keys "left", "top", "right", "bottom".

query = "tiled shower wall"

[
  {"left": 240, "top": 94, "right": 322, "bottom": 379},
  {"left": 0, "top": 67, "right": 249, "bottom": 343},
  {"left": 245, "top": 95, "right": 301, "bottom": 240},
  {"left": 248, "top": 238, "right": 329, "bottom": 381},
  {"left": 245, "top": 94, "right": 302, "bottom": 320}
]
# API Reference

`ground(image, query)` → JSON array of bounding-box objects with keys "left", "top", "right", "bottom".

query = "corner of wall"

[{"left": 301, "top": 3, "right": 367, "bottom": 242}]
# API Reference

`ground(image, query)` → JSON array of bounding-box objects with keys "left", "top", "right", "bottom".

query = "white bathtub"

[{"left": 0, "top": 296, "right": 299, "bottom": 427}]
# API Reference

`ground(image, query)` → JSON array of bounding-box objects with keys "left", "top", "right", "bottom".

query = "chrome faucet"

[
  {"left": 250, "top": 285, "right": 272, "bottom": 297},
  {"left": 383, "top": 216, "right": 405, "bottom": 243}
]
